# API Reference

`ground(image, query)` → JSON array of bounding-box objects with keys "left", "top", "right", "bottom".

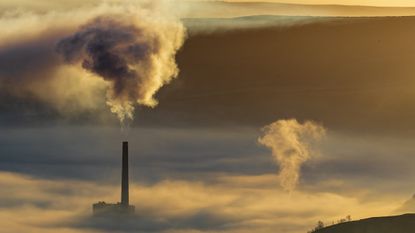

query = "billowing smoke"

[
  {"left": 57, "top": 14, "right": 185, "bottom": 122},
  {"left": 0, "top": 1, "right": 185, "bottom": 124},
  {"left": 258, "top": 119, "right": 325, "bottom": 192}
]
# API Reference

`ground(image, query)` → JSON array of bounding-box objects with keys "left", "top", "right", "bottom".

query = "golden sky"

[
  {"left": 3, "top": 0, "right": 415, "bottom": 14},
  {"left": 3, "top": 0, "right": 415, "bottom": 18},
  {"left": 225, "top": 0, "right": 415, "bottom": 7},
  {"left": 4, "top": 0, "right": 415, "bottom": 7}
]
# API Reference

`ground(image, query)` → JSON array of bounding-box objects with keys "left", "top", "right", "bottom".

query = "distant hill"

[
  {"left": 315, "top": 214, "right": 415, "bottom": 233},
  {"left": 183, "top": 15, "right": 328, "bottom": 33},
  {"left": 179, "top": 1, "right": 415, "bottom": 18},
  {"left": 141, "top": 15, "right": 415, "bottom": 131}
]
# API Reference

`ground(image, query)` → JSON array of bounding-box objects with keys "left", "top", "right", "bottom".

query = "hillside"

[
  {"left": 315, "top": 214, "right": 415, "bottom": 233},
  {"left": 178, "top": 1, "right": 415, "bottom": 18}
]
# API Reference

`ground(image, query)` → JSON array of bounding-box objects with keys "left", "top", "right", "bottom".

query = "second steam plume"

[
  {"left": 57, "top": 13, "right": 185, "bottom": 123},
  {"left": 258, "top": 119, "right": 325, "bottom": 192}
]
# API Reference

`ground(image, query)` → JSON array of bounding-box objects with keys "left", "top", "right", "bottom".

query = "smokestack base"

[{"left": 92, "top": 202, "right": 135, "bottom": 216}]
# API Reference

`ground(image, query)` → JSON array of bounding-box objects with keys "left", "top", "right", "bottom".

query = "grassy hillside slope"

[{"left": 316, "top": 214, "right": 415, "bottom": 233}]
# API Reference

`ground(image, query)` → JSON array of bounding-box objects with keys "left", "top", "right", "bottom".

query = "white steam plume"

[{"left": 258, "top": 119, "right": 326, "bottom": 192}]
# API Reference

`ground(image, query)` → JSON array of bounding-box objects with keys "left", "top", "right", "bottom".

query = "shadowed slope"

[
  {"left": 316, "top": 214, "right": 415, "bottom": 233},
  {"left": 179, "top": 1, "right": 415, "bottom": 18}
]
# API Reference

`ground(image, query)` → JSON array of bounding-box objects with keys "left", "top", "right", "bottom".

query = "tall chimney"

[{"left": 121, "top": 141, "right": 129, "bottom": 206}]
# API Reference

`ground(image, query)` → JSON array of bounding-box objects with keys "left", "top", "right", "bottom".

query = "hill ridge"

[{"left": 315, "top": 213, "right": 415, "bottom": 233}]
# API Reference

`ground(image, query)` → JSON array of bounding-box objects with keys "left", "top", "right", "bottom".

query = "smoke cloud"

[
  {"left": 0, "top": 1, "right": 185, "bottom": 123},
  {"left": 258, "top": 119, "right": 326, "bottom": 192},
  {"left": 57, "top": 14, "right": 185, "bottom": 122}
]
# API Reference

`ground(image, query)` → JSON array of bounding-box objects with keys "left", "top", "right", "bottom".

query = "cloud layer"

[
  {"left": 0, "top": 170, "right": 404, "bottom": 233},
  {"left": 0, "top": 126, "right": 414, "bottom": 232}
]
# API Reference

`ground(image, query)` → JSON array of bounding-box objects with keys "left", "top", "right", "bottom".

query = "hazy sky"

[
  {"left": 4, "top": 0, "right": 415, "bottom": 7},
  {"left": 225, "top": 0, "right": 415, "bottom": 7},
  {"left": 3, "top": 0, "right": 415, "bottom": 17}
]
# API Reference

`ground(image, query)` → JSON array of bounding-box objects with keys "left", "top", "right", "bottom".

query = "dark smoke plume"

[{"left": 57, "top": 15, "right": 185, "bottom": 122}]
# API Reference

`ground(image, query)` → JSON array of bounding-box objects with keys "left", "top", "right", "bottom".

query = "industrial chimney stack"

[
  {"left": 92, "top": 141, "right": 135, "bottom": 216},
  {"left": 121, "top": 141, "right": 129, "bottom": 206}
]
